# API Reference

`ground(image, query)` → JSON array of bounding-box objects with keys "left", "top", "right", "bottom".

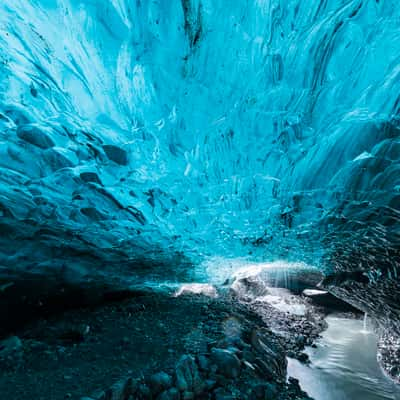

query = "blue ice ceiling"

[{"left": 0, "top": 0, "right": 399, "bottom": 281}]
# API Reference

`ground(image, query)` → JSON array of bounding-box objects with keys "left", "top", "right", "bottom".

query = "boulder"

[
  {"left": 175, "top": 355, "right": 204, "bottom": 394},
  {"left": 197, "top": 355, "right": 209, "bottom": 371},
  {"left": 105, "top": 378, "right": 132, "bottom": 400},
  {"left": 0, "top": 335, "right": 23, "bottom": 363},
  {"left": 89, "top": 389, "right": 107, "bottom": 400},
  {"left": 182, "top": 392, "right": 194, "bottom": 400},
  {"left": 0, "top": 336, "right": 22, "bottom": 355},
  {"left": 253, "top": 357, "right": 276, "bottom": 380},
  {"left": 136, "top": 383, "right": 152, "bottom": 399},
  {"left": 213, "top": 388, "right": 236, "bottom": 400},
  {"left": 157, "top": 388, "right": 180, "bottom": 400},
  {"left": 148, "top": 372, "right": 173, "bottom": 396},
  {"left": 250, "top": 330, "right": 286, "bottom": 379},
  {"left": 250, "top": 383, "right": 278, "bottom": 400},
  {"left": 210, "top": 348, "right": 241, "bottom": 378}
]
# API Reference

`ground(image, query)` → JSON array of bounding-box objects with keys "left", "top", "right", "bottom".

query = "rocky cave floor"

[{"left": 0, "top": 284, "right": 358, "bottom": 400}]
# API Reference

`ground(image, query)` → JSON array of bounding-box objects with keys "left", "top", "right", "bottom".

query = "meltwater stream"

[
  {"left": 288, "top": 315, "right": 400, "bottom": 400},
  {"left": 226, "top": 262, "right": 400, "bottom": 400}
]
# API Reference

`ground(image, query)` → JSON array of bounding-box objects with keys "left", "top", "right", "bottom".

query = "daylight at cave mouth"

[{"left": 0, "top": 1, "right": 399, "bottom": 399}]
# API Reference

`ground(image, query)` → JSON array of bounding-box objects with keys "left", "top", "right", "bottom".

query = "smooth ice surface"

[{"left": 0, "top": 1, "right": 399, "bottom": 284}]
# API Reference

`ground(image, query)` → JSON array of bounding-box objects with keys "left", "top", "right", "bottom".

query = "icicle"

[{"left": 362, "top": 313, "right": 370, "bottom": 334}]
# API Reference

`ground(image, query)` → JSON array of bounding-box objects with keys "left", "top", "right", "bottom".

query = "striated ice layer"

[{"left": 0, "top": 0, "right": 399, "bottom": 288}]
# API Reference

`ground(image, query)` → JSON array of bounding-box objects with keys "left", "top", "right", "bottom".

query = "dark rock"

[
  {"left": 250, "top": 383, "right": 278, "bottom": 400},
  {"left": 105, "top": 377, "right": 132, "bottom": 400},
  {"left": 89, "top": 390, "right": 107, "bottom": 400},
  {"left": 288, "top": 377, "right": 300, "bottom": 388},
  {"left": 197, "top": 354, "right": 209, "bottom": 371},
  {"left": 213, "top": 373, "right": 229, "bottom": 387},
  {"left": 250, "top": 330, "right": 286, "bottom": 379},
  {"left": 0, "top": 335, "right": 23, "bottom": 368},
  {"left": 253, "top": 357, "right": 276, "bottom": 380},
  {"left": 175, "top": 355, "right": 204, "bottom": 394},
  {"left": 157, "top": 388, "right": 180, "bottom": 400},
  {"left": 182, "top": 391, "right": 194, "bottom": 400},
  {"left": 295, "top": 334, "right": 306, "bottom": 348},
  {"left": 287, "top": 350, "right": 296, "bottom": 358},
  {"left": 210, "top": 348, "right": 241, "bottom": 378},
  {"left": 0, "top": 335, "right": 22, "bottom": 357},
  {"left": 148, "top": 372, "right": 173, "bottom": 395},
  {"left": 297, "top": 352, "right": 309, "bottom": 363},
  {"left": 204, "top": 379, "right": 216, "bottom": 390},
  {"left": 242, "top": 349, "right": 256, "bottom": 363},
  {"left": 136, "top": 383, "right": 152, "bottom": 399},
  {"left": 302, "top": 289, "right": 358, "bottom": 311},
  {"left": 213, "top": 388, "right": 236, "bottom": 400},
  {"left": 58, "top": 324, "right": 90, "bottom": 344},
  {"left": 242, "top": 360, "right": 257, "bottom": 373}
]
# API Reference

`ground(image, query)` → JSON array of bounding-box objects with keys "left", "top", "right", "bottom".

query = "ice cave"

[{"left": 0, "top": 1, "right": 399, "bottom": 399}]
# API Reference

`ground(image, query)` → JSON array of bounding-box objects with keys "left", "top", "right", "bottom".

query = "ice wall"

[{"left": 0, "top": 0, "right": 399, "bottom": 286}]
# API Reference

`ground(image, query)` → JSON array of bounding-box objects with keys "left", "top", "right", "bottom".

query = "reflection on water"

[{"left": 288, "top": 315, "right": 400, "bottom": 400}]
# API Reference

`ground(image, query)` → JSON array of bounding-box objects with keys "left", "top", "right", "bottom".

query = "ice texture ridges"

[{"left": 0, "top": 0, "right": 399, "bottom": 283}]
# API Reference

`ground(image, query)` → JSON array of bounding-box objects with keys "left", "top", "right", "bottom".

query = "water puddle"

[{"left": 288, "top": 315, "right": 400, "bottom": 400}]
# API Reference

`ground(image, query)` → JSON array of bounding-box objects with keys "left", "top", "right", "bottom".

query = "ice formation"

[{"left": 0, "top": 0, "right": 399, "bottom": 299}]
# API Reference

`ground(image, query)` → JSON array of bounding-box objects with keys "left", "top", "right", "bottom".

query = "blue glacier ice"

[{"left": 0, "top": 0, "right": 399, "bottom": 309}]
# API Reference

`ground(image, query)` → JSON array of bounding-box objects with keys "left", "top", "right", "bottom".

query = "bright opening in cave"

[{"left": 0, "top": 1, "right": 399, "bottom": 399}]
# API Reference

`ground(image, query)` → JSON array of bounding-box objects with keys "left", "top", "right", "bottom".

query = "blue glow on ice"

[{"left": 0, "top": 1, "right": 399, "bottom": 281}]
